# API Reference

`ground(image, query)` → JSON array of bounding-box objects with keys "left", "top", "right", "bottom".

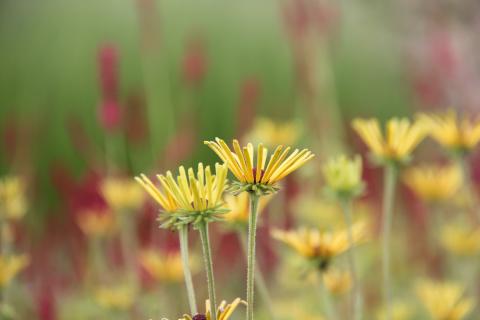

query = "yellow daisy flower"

[
  {"left": 352, "top": 118, "right": 427, "bottom": 163},
  {"left": 402, "top": 164, "right": 462, "bottom": 203},
  {"left": 101, "top": 177, "right": 144, "bottom": 212},
  {"left": 272, "top": 222, "right": 368, "bottom": 271},
  {"left": 0, "top": 254, "right": 29, "bottom": 287},
  {"left": 247, "top": 117, "right": 301, "bottom": 147},
  {"left": 180, "top": 298, "right": 245, "bottom": 320},
  {"left": 322, "top": 155, "right": 364, "bottom": 198},
  {"left": 204, "top": 138, "right": 314, "bottom": 195},
  {"left": 416, "top": 280, "right": 474, "bottom": 320},
  {"left": 139, "top": 249, "right": 194, "bottom": 283},
  {"left": 322, "top": 268, "right": 352, "bottom": 295},
  {"left": 95, "top": 284, "right": 135, "bottom": 311},
  {"left": 0, "top": 176, "right": 27, "bottom": 220},
  {"left": 440, "top": 224, "right": 480, "bottom": 256},
  {"left": 418, "top": 110, "right": 480, "bottom": 154},
  {"left": 76, "top": 209, "right": 115, "bottom": 237},
  {"left": 135, "top": 174, "right": 178, "bottom": 213},
  {"left": 223, "top": 193, "right": 272, "bottom": 226}
]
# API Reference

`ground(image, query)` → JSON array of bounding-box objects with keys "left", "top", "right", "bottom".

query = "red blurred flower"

[{"left": 182, "top": 37, "right": 207, "bottom": 87}]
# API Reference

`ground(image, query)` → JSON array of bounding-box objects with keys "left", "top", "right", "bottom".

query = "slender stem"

[
  {"left": 340, "top": 200, "right": 362, "bottom": 320},
  {"left": 237, "top": 230, "right": 276, "bottom": 320},
  {"left": 119, "top": 211, "right": 137, "bottom": 286},
  {"left": 246, "top": 193, "right": 260, "bottom": 320},
  {"left": 381, "top": 164, "right": 397, "bottom": 320},
  {"left": 179, "top": 226, "right": 198, "bottom": 315},
  {"left": 198, "top": 221, "right": 217, "bottom": 320},
  {"left": 318, "top": 273, "right": 337, "bottom": 320}
]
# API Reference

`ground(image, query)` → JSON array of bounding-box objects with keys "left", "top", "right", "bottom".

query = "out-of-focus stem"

[
  {"left": 381, "top": 164, "right": 397, "bottom": 320},
  {"left": 318, "top": 273, "right": 337, "bottom": 320},
  {"left": 179, "top": 226, "right": 198, "bottom": 315},
  {"left": 246, "top": 193, "right": 260, "bottom": 320},
  {"left": 198, "top": 221, "right": 217, "bottom": 320},
  {"left": 119, "top": 211, "right": 138, "bottom": 286},
  {"left": 340, "top": 200, "right": 362, "bottom": 320},
  {"left": 237, "top": 230, "right": 275, "bottom": 320}
]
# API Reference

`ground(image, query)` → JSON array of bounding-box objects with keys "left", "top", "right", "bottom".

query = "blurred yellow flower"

[
  {"left": 0, "top": 254, "right": 29, "bottom": 287},
  {"left": 0, "top": 176, "right": 27, "bottom": 220},
  {"left": 95, "top": 284, "right": 135, "bottom": 311},
  {"left": 418, "top": 110, "right": 480, "bottom": 153},
  {"left": 76, "top": 209, "right": 115, "bottom": 237},
  {"left": 416, "top": 280, "right": 474, "bottom": 320},
  {"left": 101, "top": 177, "right": 144, "bottom": 212},
  {"left": 322, "top": 269, "right": 352, "bottom": 295},
  {"left": 402, "top": 164, "right": 462, "bottom": 202},
  {"left": 205, "top": 138, "right": 314, "bottom": 195},
  {"left": 223, "top": 192, "right": 272, "bottom": 225},
  {"left": 352, "top": 118, "right": 427, "bottom": 163},
  {"left": 376, "top": 301, "right": 414, "bottom": 320},
  {"left": 247, "top": 117, "right": 300, "bottom": 147},
  {"left": 180, "top": 298, "right": 245, "bottom": 320},
  {"left": 322, "top": 155, "right": 364, "bottom": 198},
  {"left": 440, "top": 224, "right": 480, "bottom": 256},
  {"left": 272, "top": 222, "right": 368, "bottom": 271},
  {"left": 139, "top": 249, "right": 192, "bottom": 283}
]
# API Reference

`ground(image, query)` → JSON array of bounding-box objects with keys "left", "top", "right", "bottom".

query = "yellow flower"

[
  {"left": 322, "top": 269, "right": 352, "bottom": 295},
  {"left": 101, "top": 177, "right": 144, "bottom": 211},
  {"left": 0, "top": 176, "right": 27, "bottom": 220},
  {"left": 180, "top": 298, "right": 245, "bottom": 320},
  {"left": 223, "top": 193, "right": 272, "bottom": 225},
  {"left": 139, "top": 249, "right": 191, "bottom": 283},
  {"left": 352, "top": 118, "right": 427, "bottom": 163},
  {"left": 135, "top": 174, "right": 178, "bottom": 213},
  {"left": 0, "top": 254, "right": 29, "bottom": 287},
  {"left": 416, "top": 280, "right": 474, "bottom": 320},
  {"left": 418, "top": 110, "right": 480, "bottom": 153},
  {"left": 402, "top": 164, "right": 462, "bottom": 203},
  {"left": 247, "top": 117, "right": 301, "bottom": 147},
  {"left": 95, "top": 284, "right": 135, "bottom": 311},
  {"left": 76, "top": 209, "right": 115, "bottom": 237},
  {"left": 272, "top": 222, "right": 367, "bottom": 271},
  {"left": 376, "top": 301, "right": 414, "bottom": 320},
  {"left": 204, "top": 138, "right": 314, "bottom": 194},
  {"left": 322, "top": 155, "right": 364, "bottom": 198},
  {"left": 440, "top": 224, "right": 480, "bottom": 256}
]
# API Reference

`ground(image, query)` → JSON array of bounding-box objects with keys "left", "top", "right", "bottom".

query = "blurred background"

[{"left": 1, "top": 0, "right": 480, "bottom": 319}]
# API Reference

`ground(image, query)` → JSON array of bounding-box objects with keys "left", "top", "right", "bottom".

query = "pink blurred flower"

[{"left": 182, "top": 37, "right": 207, "bottom": 87}]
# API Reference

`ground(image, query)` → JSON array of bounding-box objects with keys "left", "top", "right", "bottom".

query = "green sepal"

[{"left": 228, "top": 181, "right": 279, "bottom": 197}]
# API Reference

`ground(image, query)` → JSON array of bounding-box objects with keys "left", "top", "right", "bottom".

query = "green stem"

[
  {"left": 318, "top": 273, "right": 337, "bottom": 320},
  {"left": 246, "top": 193, "right": 260, "bottom": 320},
  {"left": 340, "top": 200, "right": 362, "bottom": 320},
  {"left": 179, "top": 226, "right": 198, "bottom": 315},
  {"left": 119, "top": 211, "right": 137, "bottom": 286},
  {"left": 237, "top": 230, "right": 275, "bottom": 320},
  {"left": 198, "top": 221, "right": 217, "bottom": 320},
  {"left": 381, "top": 164, "right": 397, "bottom": 320}
]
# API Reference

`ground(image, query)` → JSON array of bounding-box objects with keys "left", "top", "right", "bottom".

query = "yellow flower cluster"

[
  {"left": 402, "top": 164, "right": 462, "bottom": 203},
  {"left": 416, "top": 280, "right": 474, "bottom": 320},
  {"left": 0, "top": 254, "right": 29, "bottom": 287},
  {"left": 101, "top": 177, "right": 144, "bottom": 212},
  {"left": 0, "top": 177, "right": 27, "bottom": 220}
]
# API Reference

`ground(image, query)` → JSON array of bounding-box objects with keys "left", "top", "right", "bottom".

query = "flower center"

[
  {"left": 252, "top": 167, "right": 265, "bottom": 183},
  {"left": 192, "top": 314, "right": 207, "bottom": 320}
]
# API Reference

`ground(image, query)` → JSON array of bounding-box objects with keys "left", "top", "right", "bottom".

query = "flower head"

[
  {"left": 402, "top": 164, "right": 462, "bottom": 203},
  {"left": 416, "top": 280, "right": 474, "bottom": 320},
  {"left": 223, "top": 193, "right": 272, "bottom": 226},
  {"left": 272, "top": 222, "right": 367, "bottom": 271},
  {"left": 0, "top": 254, "right": 29, "bottom": 287},
  {"left": 76, "top": 209, "right": 115, "bottom": 237},
  {"left": 135, "top": 174, "right": 178, "bottom": 213},
  {"left": 101, "top": 177, "right": 144, "bottom": 212},
  {"left": 352, "top": 118, "right": 427, "bottom": 164},
  {"left": 180, "top": 298, "right": 245, "bottom": 320},
  {"left": 440, "top": 224, "right": 480, "bottom": 257},
  {"left": 139, "top": 249, "right": 194, "bottom": 283},
  {"left": 417, "top": 110, "right": 480, "bottom": 155},
  {"left": 95, "top": 284, "right": 135, "bottom": 311},
  {"left": 204, "top": 138, "right": 314, "bottom": 195},
  {"left": 0, "top": 176, "right": 27, "bottom": 220},
  {"left": 322, "top": 269, "right": 352, "bottom": 295},
  {"left": 322, "top": 155, "right": 364, "bottom": 199}
]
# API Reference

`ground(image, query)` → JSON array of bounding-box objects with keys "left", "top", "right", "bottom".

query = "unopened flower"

[
  {"left": 247, "top": 118, "right": 301, "bottom": 148},
  {"left": 0, "top": 176, "right": 27, "bottom": 220},
  {"left": 95, "top": 284, "right": 135, "bottom": 311},
  {"left": 204, "top": 138, "right": 314, "bottom": 195},
  {"left": 76, "top": 209, "right": 115, "bottom": 237},
  {"left": 180, "top": 298, "right": 245, "bottom": 320},
  {"left": 272, "top": 222, "right": 368, "bottom": 271},
  {"left": 101, "top": 177, "right": 144, "bottom": 212},
  {"left": 402, "top": 164, "right": 462, "bottom": 203},
  {"left": 0, "top": 254, "right": 29, "bottom": 287},
  {"left": 376, "top": 300, "right": 414, "bottom": 320},
  {"left": 352, "top": 118, "right": 427, "bottom": 164},
  {"left": 417, "top": 110, "right": 480, "bottom": 155},
  {"left": 322, "top": 155, "right": 364, "bottom": 199},
  {"left": 139, "top": 249, "right": 194, "bottom": 283},
  {"left": 223, "top": 193, "right": 272, "bottom": 226},
  {"left": 440, "top": 224, "right": 480, "bottom": 256},
  {"left": 322, "top": 269, "right": 352, "bottom": 295},
  {"left": 416, "top": 280, "right": 474, "bottom": 320}
]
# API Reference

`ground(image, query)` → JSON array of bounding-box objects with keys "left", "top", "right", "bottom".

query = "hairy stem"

[
  {"left": 198, "top": 221, "right": 217, "bottom": 320},
  {"left": 246, "top": 193, "right": 260, "bottom": 320},
  {"left": 179, "top": 226, "right": 198, "bottom": 315}
]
